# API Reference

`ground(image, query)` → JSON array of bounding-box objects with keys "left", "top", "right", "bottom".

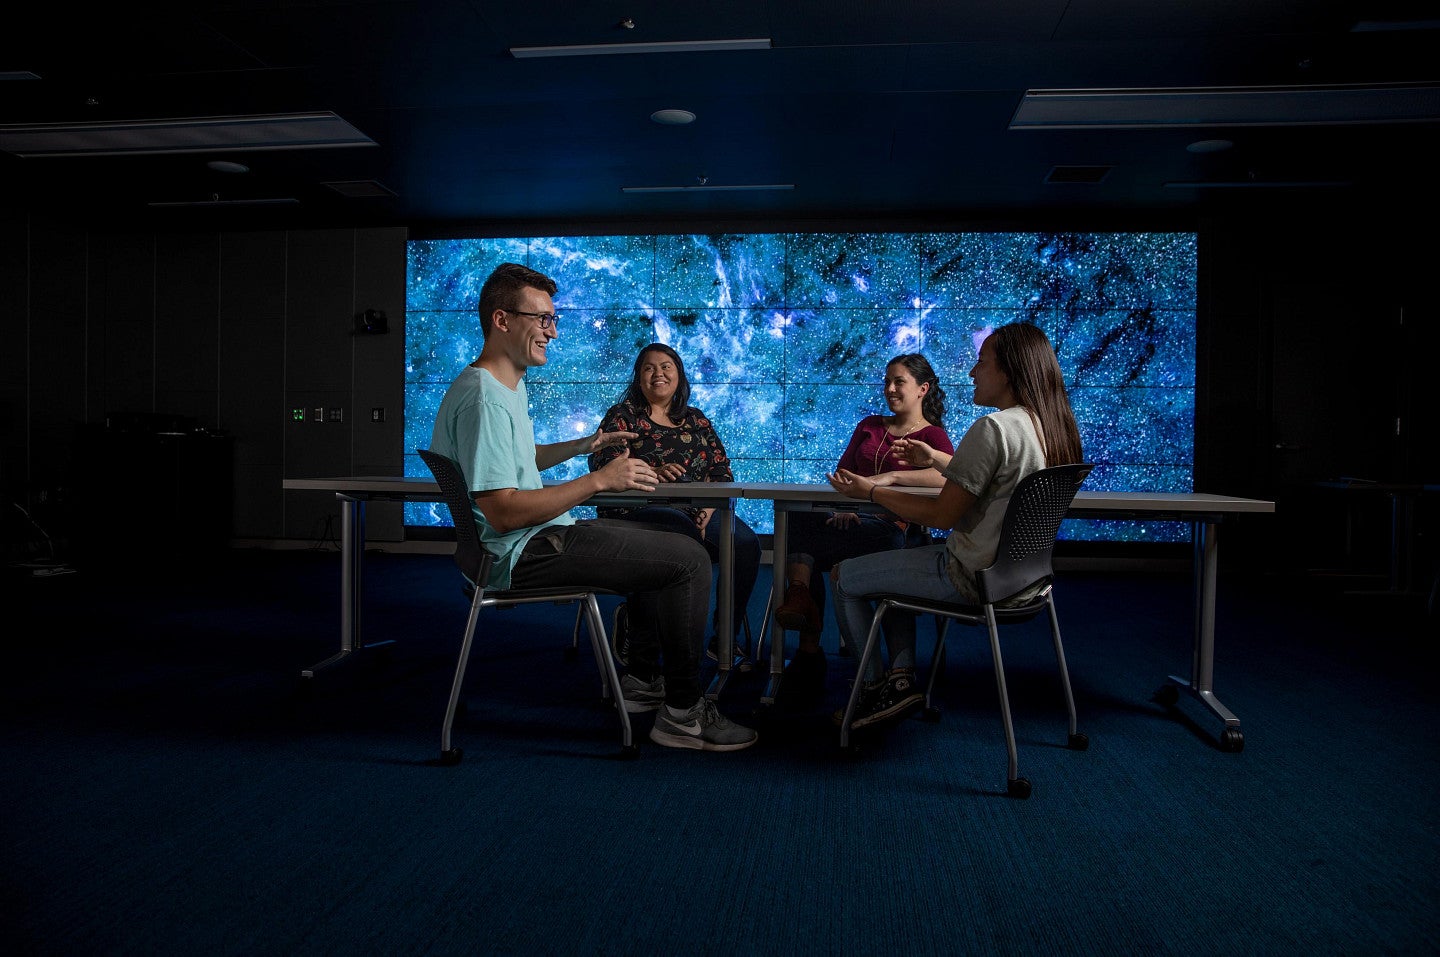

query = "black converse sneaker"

[{"left": 849, "top": 669, "right": 924, "bottom": 730}]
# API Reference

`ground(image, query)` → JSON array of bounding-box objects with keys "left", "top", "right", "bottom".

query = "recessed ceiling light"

[
  {"left": 1186, "top": 139, "right": 1234, "bottom": 153},
  {"left": 206, "top": 160, "right": 250, "bottom": 173},
  {"left": 511, "top": 38, "right": 770, "bottom": 58},
  {"left": 621, "top": 183, "right": 794, "bottom": 193},
  {"left": 651, "top": 109, "right": 696, "bottom": 125}
]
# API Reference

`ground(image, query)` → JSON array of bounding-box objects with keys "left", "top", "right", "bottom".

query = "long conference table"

[{"left": 282, "top": 476, "right": 1273, "bottom": 751}]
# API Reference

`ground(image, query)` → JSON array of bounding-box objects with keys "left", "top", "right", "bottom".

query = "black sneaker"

[
  {"left": 649, "top": 698, "right": 758, "bottom": 752},
  {"left": 832, "top": 677, "right": 883, "bottom": 728},
  {"left": 611, "top": 602, "right": 630, "bottom": 668},
  {"left": 620, "top": 673, "right": 664, "bottom": 713},
  {"left": 848, "top": 670, "right": 923, "bottom": 730}
]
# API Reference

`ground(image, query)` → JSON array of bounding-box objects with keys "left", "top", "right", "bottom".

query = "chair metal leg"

[
  {"left": 1045, "top": 598, "right": 1087, "bottom": 749},
  {"left": 923, "top": 616, "right": 950, "bottom": 712},
  {"left": 439, "top": 587, "right": 487, "bottom": 765},
  {"left": 581, "top": 600, "right": 611, "bottom": 700},
  {"left": 983, "top": 605, "right": 1029, "bottom": 798},
  {"left": 581, "top": 594, "right": 634, "bottom": 752},
  {"left": 567, "top": 604, "right": 584, "bottom": 661},
  {"left": 839, "top": 601, "right": 891, "bottom": 749}
]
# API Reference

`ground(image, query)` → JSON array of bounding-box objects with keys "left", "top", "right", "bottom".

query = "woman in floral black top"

[{"left": 589, "top": 343, "right": 761, "bottom": 664}]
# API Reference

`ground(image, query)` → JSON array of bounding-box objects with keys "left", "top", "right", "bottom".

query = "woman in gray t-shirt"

[{"left": 825, "top": 322, "right": 1084, "bottom": 731}]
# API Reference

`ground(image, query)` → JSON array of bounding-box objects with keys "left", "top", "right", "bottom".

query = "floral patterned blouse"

[{"left": 587, "top": 399, "right": 734, "bottom": 520}]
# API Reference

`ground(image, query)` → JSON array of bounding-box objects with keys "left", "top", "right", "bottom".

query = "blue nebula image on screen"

[{"left": 405, "top": 231, "right": 1196, "bottom": 541}]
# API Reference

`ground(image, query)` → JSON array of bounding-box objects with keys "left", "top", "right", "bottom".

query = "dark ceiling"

[{"left": 2, "top": 1, "right": 1438, "bottom": 233}]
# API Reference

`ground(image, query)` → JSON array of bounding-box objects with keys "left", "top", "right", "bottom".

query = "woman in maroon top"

[
  {"left": 589, "top": 343, "right": 761, "bottom": 667},
  {"left": 774, "top": 352, "right": 954, "bottom": 709}
]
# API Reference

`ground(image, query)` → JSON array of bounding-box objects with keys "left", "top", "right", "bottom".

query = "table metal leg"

[
  {"left": 302, "top": 494, "right": 392, "bottom": 678},
  {"left": 760, "top": 505, "right": 790, "bottom": 705},
  {"left": 1164, "top": 519, "right": 1243, "bottom": 750},
  {"left": 705, "top": 506, "right": 737, "bottom": 700}
]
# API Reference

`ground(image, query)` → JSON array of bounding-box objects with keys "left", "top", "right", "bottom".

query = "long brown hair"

[{"left": 987, "top": 322, "right": 1083, "bottom": 466}]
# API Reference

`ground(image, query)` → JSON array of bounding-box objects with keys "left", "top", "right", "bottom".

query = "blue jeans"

[
  {"left": 509, "top": 519, "right": 709, "bottom": 707},
  {"left": 614, "top": 506, "right": 761, "bottom": 641},
  {"left": 833, "top": 544, "right": 965, "bottom": 684}
]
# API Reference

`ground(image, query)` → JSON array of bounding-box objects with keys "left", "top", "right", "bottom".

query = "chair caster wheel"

[
  {"left": 1068, "top": 732, "right": 1089, "bottom": 751},
  {"left": 1154, "top": 684, "right": 1180, "bottom": 707},
  {"left": 619, "top": 744, "right": 641, "bottom": 760},
  {"left": 921, "top": 706, "right": 942, "bottom": 722},
  {"left": 1007, "top": 777, "right": 1032, "bottom": 799},
  {"left": 1220, "top": 728, "right": 1245, "bottom": 752},
  {"left": 439, "top": 748, "right": 463, "bottom": 766}
]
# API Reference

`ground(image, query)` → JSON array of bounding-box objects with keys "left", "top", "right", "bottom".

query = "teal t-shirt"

[{"left": 428, "top": 365, "right": 574, "bottom": 588}]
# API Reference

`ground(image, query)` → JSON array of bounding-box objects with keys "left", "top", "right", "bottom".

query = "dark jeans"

[
  {"left": 509, "top": 519, "right": 708, "bottom": 707},
  {"left": 785, "top": 512, "right": 930, "bottom": 620},
  {"left": 619, "top": 506, "right": 761, "bottom": 640}
]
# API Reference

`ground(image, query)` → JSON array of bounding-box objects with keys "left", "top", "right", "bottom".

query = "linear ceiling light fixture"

[
  {"left": 511, "top": 38, "right": 770, "bottom": 58},
  {"left": 1010, "top": 83, "right": 1440, "bottom": 129},
  {"left": 1163, "top": 180, "right": 1351, "bottom": 189},
  {"left": 147, "top": 197, "right": 301, "bottom": 208},
  {"left": 0, "top": 112, "right": 376, "bottom": 157},
  {"left": 621, "top": 183, "right": 794, "bottom": 193}
]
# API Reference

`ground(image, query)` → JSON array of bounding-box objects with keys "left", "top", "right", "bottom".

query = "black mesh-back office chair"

[
  {"left": 838, "top": 463, "right": 1093, "bottom": 798},
  {"left": 417, "top": 449, "right": 636, "bottom": 763}
]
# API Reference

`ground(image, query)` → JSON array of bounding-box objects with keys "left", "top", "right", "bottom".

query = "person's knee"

[{"left": 676, "top": 536, "right": 710, "bottom": 578}]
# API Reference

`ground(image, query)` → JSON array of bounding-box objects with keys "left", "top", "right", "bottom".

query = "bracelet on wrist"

[{"left": 868, "top": 486, "right": 876, "bottom": 502}]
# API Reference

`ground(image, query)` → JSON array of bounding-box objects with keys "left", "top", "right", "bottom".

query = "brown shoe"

[{"left": 774, "top": 582, "right": 820, "bottom": 632}]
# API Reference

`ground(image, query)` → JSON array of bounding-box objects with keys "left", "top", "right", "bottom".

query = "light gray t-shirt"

[
  {"left": 942, "top": 406, "right": 1047, "bottom": 601},
  {"left": 428, "top": 365, "right": 574, "bottom": 588}
]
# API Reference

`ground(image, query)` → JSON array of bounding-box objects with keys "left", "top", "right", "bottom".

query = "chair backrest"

[
  {"left": 975, "top": 462, "right": 1093, "bottom": 604},
  {"left": 417, "top": 448, "right": 494, "bottom": 588}
]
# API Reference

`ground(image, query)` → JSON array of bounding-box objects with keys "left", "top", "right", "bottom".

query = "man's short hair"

[{"left": 477, "top": 263, "right": 558, "bottom": 338}]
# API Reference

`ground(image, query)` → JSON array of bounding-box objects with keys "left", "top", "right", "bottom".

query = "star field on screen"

[{"left": 405, "top": 232, "right": 1197, "bottom": 541}]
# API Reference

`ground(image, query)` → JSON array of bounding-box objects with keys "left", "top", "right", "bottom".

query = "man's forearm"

[
  {"left": 479, "top": 472, "right": 603, "bottom": 534},
  {"left": 535, "top": 434, "right": 589, "bottom": 471}
]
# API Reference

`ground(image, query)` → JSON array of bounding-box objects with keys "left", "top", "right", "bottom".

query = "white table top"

[{"left": 284, "top": 476, "right": 1274, "bottom": 516}]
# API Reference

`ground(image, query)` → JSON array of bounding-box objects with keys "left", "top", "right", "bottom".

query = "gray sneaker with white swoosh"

[{"left": 648, "top": 698, "right": 757, "bottom": 752}]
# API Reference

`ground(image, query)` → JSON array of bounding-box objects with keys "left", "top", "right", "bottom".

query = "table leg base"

[
  {"left": 300, "top": 639, "right": 397, "bottom": 678},
  {"left": 1161, "top": 674, "right": 1245, "bottom": 751}
]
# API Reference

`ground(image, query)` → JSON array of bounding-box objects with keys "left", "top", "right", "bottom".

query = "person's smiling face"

[
  {"left": 638, "top": 349, "right": 679, "bottom": 409},
  {"left": 883, "top": 362, "right": 929, "bottom": 416},
  {"left": 969, "top": 336, "right": 1015, "bottom": 408},
  {"left": 501, "top": 286, "right": 558, "bottom": 368}
]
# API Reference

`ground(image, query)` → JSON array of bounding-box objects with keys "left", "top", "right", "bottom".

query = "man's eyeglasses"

[{"left": 503, "top": 309, "right": 560, "bottom": 329}]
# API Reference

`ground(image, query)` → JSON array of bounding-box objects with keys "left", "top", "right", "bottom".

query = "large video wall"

[{"left": 404, "top": 231, "right": 1197, "bottom": 541}]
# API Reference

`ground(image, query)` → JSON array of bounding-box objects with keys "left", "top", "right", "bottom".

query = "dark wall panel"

[
  {"left": 29, "top": 221, "right": 90, "bottom": 505},
  {"left": 155, "top": 232, "right": 221, "bottom": 419},
  {"left": 90, "top": 234, "right": 157, "bottom": 421},
  {"left": 220, "top": 231, "right": 288, "bottom": 539},
  {"left": 0, "top": 214, "right": 30, "bottom": 512}
]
